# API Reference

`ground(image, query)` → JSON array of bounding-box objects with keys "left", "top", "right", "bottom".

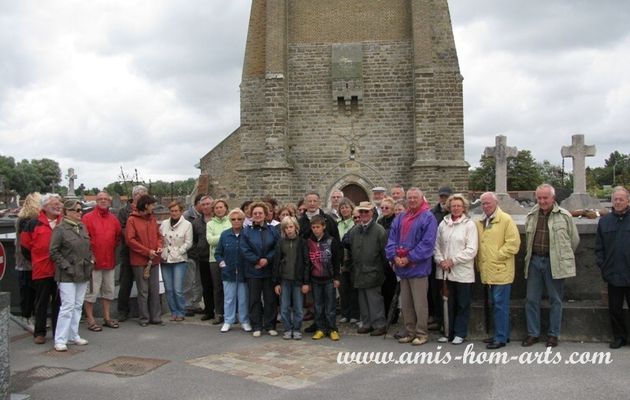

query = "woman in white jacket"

[
  {"left": 433, "top": 194, "right": 478, "bottom": 344},
  {"left": 160, "top": 201, "right": 193, "bottom": 321}
]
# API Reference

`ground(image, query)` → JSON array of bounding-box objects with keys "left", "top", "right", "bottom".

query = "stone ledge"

[{"left": 467, "top": 299, "right": 623, "bottom": 342}]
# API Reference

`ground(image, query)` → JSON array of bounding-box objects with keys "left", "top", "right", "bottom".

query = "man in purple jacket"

[{"left": 386, "top": 187, "right": 437, "bottom": 346}]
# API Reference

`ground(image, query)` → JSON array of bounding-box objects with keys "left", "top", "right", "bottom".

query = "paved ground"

[{"left": 8, "top": 315, "right": 630, "bottom": 400}]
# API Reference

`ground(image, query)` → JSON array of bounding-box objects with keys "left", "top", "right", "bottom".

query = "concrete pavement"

[{"left": 7, "top": 315, "right": 630, "bottom": 400}]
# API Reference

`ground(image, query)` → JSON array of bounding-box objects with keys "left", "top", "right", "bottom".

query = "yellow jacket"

[{"left": 475, "top": 207, "right": 521, "bottom": 285}]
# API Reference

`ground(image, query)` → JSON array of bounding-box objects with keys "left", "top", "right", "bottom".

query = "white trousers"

[{"left": 55, "top": 282, "right": 88, "bottom": 345}]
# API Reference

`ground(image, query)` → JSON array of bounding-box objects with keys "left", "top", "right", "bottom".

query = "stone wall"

[
  {"left": 200, "top": 128, "right": 241, "bottom": 200},
  {"left": 201, "top": 0, "right": 469, "bottom": 204}
]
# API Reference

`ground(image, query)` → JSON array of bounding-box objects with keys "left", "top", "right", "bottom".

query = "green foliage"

[
  {"left": 507, "top": 150, "right": 542, "bottom": 190},
  {"left": 586, "top": 151, "right": 630, "bottom": 192},
  {"left": 469, "top": 150, "right": 548, "bottom": 191}
]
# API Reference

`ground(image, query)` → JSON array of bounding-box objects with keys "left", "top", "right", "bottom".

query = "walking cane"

[{"left": 441, "top": 273, "right": 449, "bottom": 340}]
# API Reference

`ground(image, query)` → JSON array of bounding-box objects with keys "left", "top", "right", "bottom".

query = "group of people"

[{"left": 13, "top": 182, "right": 630, "bottom": 350}]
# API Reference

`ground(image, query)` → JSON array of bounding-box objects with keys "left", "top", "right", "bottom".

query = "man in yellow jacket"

[
  {"left": 476, "top": 192, "right": 521, "bottom": 349},
  {"left": 522, "top": 184, "right": 579, "bottom": 348}
]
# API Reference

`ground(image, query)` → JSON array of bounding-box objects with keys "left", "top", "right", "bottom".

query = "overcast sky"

[{"left": 1, "top": 0, "right": 629, "bottom": 190}]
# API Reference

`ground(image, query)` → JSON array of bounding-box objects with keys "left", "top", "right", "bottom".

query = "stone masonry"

[{"left": 200, "top": 0, "right": 469, "bottom": 204}]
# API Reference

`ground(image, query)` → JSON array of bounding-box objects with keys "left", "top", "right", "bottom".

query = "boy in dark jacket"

[
  {"left": 305, "top": 215, "right": 342, "bottom": 340},
  {"left": 273, "top": 216, "right": 309, "bottom": 340}
]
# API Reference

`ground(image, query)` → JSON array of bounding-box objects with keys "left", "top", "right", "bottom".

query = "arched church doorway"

[{"left": 341, "top": 183, "right": 369, "bottom": 206}]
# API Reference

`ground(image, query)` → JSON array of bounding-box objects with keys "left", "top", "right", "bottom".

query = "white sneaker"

[
  {"left": 54, "top": 343, "right": 68, "bottom": 352},
  {"left": 283, "top": 331, "right": 292, "bottom": 340},
  {"left": 268, "top": 329, "right": 278, "bottom": 336},
  {"left": 349, "top": 318, "right": 359, "bottom": 324},
  {"left": 220, "top": 323, "right": 231, "bottom": 333},
  {"left": 72, "top": 337, "right": 89, "bottom": 346},
  {"left": 253, "top": 330, "right": 261, "bottom": 337},
  {"left": 437, "top": 336, "right": 449, "bottom": 343},
  {"left": 356, "top": 321, "right": 363, "bottom": 328},
  {"left": 339, "top": 317, "right": 348, "bottom": 323},
  {"left": 24, "top": 318, "right": 35, "bottom": 334},
  {"left": 242, "top": 322, "right": 252, "bottom": 332},
  {"left": 452, "top": 336, "right": 465, "bottom": 345}
]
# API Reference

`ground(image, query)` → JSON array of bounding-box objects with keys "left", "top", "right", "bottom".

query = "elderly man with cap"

[
  {"left": 346, "top": 201, "right": 389, "bottom": 336},
  {"left": 371, "top": 186, "right": 387, "bottom": 217}
]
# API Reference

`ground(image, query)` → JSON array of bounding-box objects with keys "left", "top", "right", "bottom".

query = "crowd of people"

[{"left": 13, "top": 182, "right": 630, "bottom": 351}]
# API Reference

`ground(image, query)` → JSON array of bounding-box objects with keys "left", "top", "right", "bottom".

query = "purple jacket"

[{"left": 385, "top": 210, "right": 437, "bottom": 279}]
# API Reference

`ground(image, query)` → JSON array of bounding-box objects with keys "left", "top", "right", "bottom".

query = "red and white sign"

[{"left": 0, "top": 242, "right": 5, "bottom": 281}]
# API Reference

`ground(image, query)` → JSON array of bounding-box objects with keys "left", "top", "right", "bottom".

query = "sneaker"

[
  {"left": 268, "top": 329, "right": 278, "bottom": 336},
  {"left": 411, "top": 337, "right": 428, "bottom": 346},
  {"left": 452, "top": 336, "right": 465, "bottom": 345},
  {"left": 73, "top": 337, "right": 89, "bottom": 346},
  {"left": 54, "top": 343, "right": 68, "bottom": 352},
  {"left": 283, "top": 331, "right": 292, "bottom": 340},
  {"left": 398, "top": 336, "right": 414, "bottom": 344},
  {"left": 339, "top": 317, "right": 348, "bottom": 323},
  {"left": 356, "top": 321, "right": 363, "bottom": 328},
  {"left": 220, "top": 323, "right": 231, "bottom": 333},
  {"left": 437, "top": 336, "right": 449, "bottom": 343},
  {"left": 253, "top": 330, "right": 262, "bottom": 337},
  {"left": 293, "top": 332, "right": 302, "bottom": 340},
  {"left": 349, "top": 318, "right": 359, "bottom": 324},
  {"left": 312, "top": 330, "right": 325, "bottom": 340},
  {"left": 329, "top": 330, "right": 341, "bottom": 341},
  {"left": 242, "top": 323, "right": 252, "bottom": 332}
]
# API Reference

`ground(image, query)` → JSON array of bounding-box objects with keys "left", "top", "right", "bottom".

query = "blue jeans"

[
  {"left": 223, "top": 280, "right": 249, "bottom": 325},
  {"left": 312, "top": 281, "right": 337, "bottom": 333},
  {"left": 490, "top": 284, "right": 511, "bottom": 344},
  {"left": 280, "top": 280, "right": 304, "bottom": 332},
  {"left": 161, "top": 262, "right": 188, "bottom": 317},
  {"left": 526, "top": 255, "right": 565, "bottom": 337}
]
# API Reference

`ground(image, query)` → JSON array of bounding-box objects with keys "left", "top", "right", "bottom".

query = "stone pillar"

[
  {"left": 560, "top": 134, "right": 601, "bottom": 211},
  {"left": 561, "top": 134, "right": 596, "bottom": 195},
  {"left": 1, "top": 292, "right": 10, "bottom": 400},
  {"left": 409, "top": 0, "right": 468, "bottom": 198},
  {"left": 484, "top": 135, "right": 517, "bottom": 195},
  {"left": 484, "top": 135, "right": 526, "bottom": 214}
]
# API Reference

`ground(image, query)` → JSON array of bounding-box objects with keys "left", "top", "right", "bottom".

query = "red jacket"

[
  {"left": 82, "top": 207, "right": 122, "bottom": 270},
  {"left": 20, "top": 210, "right": 63, "bottom": 280},
  {"left": 125, "top": 211, "right": 163, "bottom": 267}
]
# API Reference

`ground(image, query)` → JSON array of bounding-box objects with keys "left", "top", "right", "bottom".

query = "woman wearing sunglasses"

[{"left": 49, "top": 199, "right": 93, "bottom": 352}]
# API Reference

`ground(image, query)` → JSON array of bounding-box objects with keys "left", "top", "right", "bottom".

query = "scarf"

[{"left": 400, "top": 200, "right": 430, "bottom": 242}]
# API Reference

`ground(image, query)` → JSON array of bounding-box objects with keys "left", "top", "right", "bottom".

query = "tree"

[
  {"left": 469, "top": 154, "right": 496, "bottom": 191},
  {"left": 32, "top": 158, "right": 61, "bottom": 192},
  {"left": 12, "top": 159, "right": 45, "bottom": 196},
  {"left": 537, "top": 160, "right": 571, "bottom": 190},
  {"left": 507, "top": 150, "right": 542, "bottom": 190},
  {"left": 469, "top": 150, "right": 543, "bottom": 191}
]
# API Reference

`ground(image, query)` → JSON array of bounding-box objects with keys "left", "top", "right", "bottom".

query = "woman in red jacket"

[{"left": 125, "top": 194, "right": 164, "bottom": 326}]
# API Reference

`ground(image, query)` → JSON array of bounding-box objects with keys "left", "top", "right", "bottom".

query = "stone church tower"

[{"left": 200, "top": 0, "right": 468, "bottom": 205}]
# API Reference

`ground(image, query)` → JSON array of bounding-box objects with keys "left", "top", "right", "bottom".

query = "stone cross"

[
  {"left": 67, "top": 168, "right": 78, "bottom": 196},
  {"left": 561, "top": 134, "right": 596, "bottom": 194},
  {"left": 484, "top": 135, "right": 518, "bottom": 194}
]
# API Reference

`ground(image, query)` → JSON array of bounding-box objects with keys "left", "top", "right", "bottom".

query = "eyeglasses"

[
  {"left": 230, "top": 218, "right": 243, "bottom": 221},
  {"left": 73, "top": 208, "right": 82, "bottom": 213},
  {"left": 381, "top": 206, "right": 391, "bottom": 210},
  {"left": 358, "top": 210, "right": 370, "bottom": 213}
]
